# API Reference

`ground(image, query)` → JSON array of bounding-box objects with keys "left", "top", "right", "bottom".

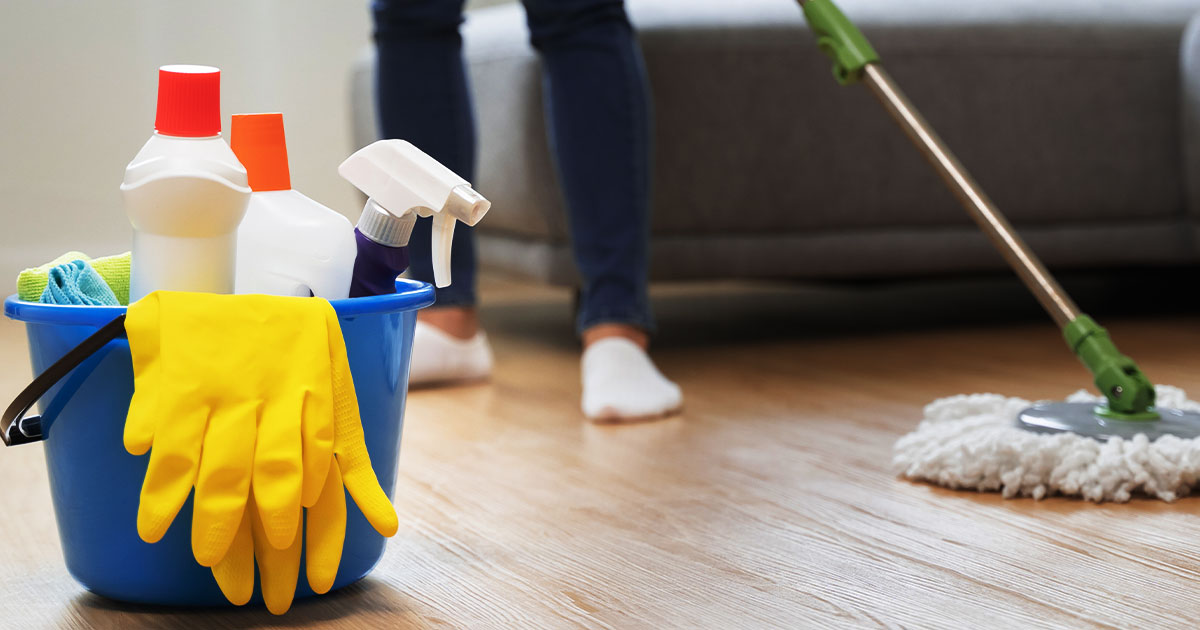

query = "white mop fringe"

[{"left": 892, "top": 385, "right": 1200, "bottom": 502}]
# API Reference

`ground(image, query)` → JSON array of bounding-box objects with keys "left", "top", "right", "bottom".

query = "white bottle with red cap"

[
  {"left": 230, "top": 113, "right": 356, "bottom": 298},
  {"left": 121, "top": 65, "right": 251, "bottom": 301}
]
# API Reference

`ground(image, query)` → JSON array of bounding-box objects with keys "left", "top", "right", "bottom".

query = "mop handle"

[
  {"left": 798, "top": 0, "right": 1158, "bottom": 416},
  {"left": 797, "top": 0, "right": 1078, "bottom": 326},
  {"left": 858, "top": 65, "right": 1081, "bottom": 326}
]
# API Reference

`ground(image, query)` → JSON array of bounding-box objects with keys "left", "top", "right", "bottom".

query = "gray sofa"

[{"left": 352, "top": 0, "right": 1200, "bottom": 286}]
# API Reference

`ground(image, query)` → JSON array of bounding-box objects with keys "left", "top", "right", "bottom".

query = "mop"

[{"left": 798, "top": 0, "right": 1200, "bottom": 501}]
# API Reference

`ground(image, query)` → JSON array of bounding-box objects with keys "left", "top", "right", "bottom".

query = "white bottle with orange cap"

[
  {"left": 121, "top": 65, "right": 251, "bottom": 301},
  {"left": 231, "top": 113, "right": 356, "bottom": 299}
]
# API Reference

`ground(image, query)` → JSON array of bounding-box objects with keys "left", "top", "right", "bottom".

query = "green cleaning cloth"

[
  {"left": 17, "top": 251, "right": 131, "bottom": 305},
  {"left": 88, "top": 252, "right": 131, "bottom": 305},
  {"left": 41, "top": 259, "right": 119, "bottom": 306}
]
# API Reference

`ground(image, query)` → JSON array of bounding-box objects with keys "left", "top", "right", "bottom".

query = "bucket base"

[{"left": 79, "top": 566, "right": 372, "bottom": 609}]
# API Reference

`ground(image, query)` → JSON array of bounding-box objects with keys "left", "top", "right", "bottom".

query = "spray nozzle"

[{"left": 338, "top": 140, "right": 491, "bottom": 288}]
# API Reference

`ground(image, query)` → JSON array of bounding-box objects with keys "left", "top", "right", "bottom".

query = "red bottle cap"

[
  {"left": 230, "top": 113, "right": 292, "bottom": 191},
  {"left": 154, "top": 65, "right": 221, "bottom": 137}
]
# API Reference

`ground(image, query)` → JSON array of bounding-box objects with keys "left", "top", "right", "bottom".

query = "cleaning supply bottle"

[
  {"left": 338, "top": 140, "right": 491, "bottom": 291},
  {"left": 121, "top": 65, "right": 251, "bottom": 301},
  {"left": 349, "top": 202, "right": 413, "bottom": 297},
  {"left": 230, "top": 113, "right": 356, "bottom": 298}
]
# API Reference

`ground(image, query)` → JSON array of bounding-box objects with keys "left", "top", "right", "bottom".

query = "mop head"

[{"left": 893, "top": 385, "right": 1200, "bottom": 502}]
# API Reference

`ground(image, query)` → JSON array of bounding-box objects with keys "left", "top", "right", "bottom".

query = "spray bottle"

[
  {"left": 230, "top": 113, "right": 357, "bottom": 298},
  {"left": 121, "top": 65, "right": 251, "bottom": 301},
  {"left": 338, "top": 140, "right": 490, "bottom": 295}
]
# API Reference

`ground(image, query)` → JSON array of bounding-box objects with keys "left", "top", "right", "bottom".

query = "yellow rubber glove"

[
  {"left": 211, "top": 460, "right": 341, "bottom": 614},
  {"left": 124, "top": 291, "right": 337, "bottom": 566},
  {"left": 320, "top": 307, "right": 399, "bottom": 543},
  {"left": 210, "top": 493, "right": 303, "bottom": 614},
  {"left": 211, "top": 312, "right": 398, "bottom": 614}
]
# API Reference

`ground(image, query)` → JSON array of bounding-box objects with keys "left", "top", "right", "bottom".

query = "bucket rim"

[{"left": 4, "top": 279, "right": 436, "bottom": 326}]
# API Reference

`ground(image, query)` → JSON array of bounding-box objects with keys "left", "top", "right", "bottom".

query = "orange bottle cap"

[{"left": 230, "top": 113, "right": 291, "bottom": 191}]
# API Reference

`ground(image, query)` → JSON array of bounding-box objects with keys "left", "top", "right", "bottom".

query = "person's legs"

[
  {"left": 374, "top": 0, "right": 478, "bottom": 326},
  {"left": 523, "top": 0, "right": 654, "bottom": 340},
  {"left": 374, "top": 0, "right": 492, "bottom": 382},
  {"left": 523, "top": 0, "right": 681, "bottom": 420}
]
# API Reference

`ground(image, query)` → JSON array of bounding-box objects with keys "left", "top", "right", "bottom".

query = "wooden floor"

[{"left": 5, "top": 275, "right": 1200, "bottom": 629}]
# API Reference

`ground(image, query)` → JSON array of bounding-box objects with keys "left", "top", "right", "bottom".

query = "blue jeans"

[{"left": 373, "top": 0, "right": 655, "bottom": 334}]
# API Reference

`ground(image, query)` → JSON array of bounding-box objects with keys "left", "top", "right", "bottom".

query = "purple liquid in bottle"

[{"left": 349, "top": 228, "right": 410, "bottom": 297}]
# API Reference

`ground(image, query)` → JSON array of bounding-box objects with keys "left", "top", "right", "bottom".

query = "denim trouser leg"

[
  {"left": 524, "top": 0, "right": 655, "bottom": 334},
  {"left": 373, "top": 0, "right": 478, "bottom": 308},
  {"left": 372, "top": 0, "right": 655, "bottom": 333}
]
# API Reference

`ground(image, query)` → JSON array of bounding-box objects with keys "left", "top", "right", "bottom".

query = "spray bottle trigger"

[
  {"left": 431, "top": 212, "right": 456, "bottom": 288},
  {"left": 429, "top": 186, "right": 489, "bottom": 288}
]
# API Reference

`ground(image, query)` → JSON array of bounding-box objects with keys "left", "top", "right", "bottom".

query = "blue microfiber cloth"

[{"left": 40, "top": 259, "right": 120, "bottom": 306}]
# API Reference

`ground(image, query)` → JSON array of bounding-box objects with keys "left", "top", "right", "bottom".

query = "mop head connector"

[{"left": 893, "top": 385, "right": 1200, "bottom": 502}]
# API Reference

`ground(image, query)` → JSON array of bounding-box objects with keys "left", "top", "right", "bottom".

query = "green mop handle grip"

[
  {"left": 1064, "top": 316, "right": 1157, "bottom": 418},
  {"left": 799, "top": 0, "right": 880, "bottom": 85}
]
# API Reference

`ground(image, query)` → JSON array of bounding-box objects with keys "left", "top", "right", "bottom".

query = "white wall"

[{"left": 0, "top": 1, "right": 373, "bottom": 282}]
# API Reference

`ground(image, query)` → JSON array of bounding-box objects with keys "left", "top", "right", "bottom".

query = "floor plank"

[{"left": 3, "top": 275, "right": 1200, "bottom": 629}]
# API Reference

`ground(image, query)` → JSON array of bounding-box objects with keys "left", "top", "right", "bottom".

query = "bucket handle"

[{"left": 2, "top": 314, "right": 126, "bottom": 447}]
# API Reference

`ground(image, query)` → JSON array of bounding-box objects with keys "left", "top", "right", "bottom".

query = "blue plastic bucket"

[{"left": 2, "top": 279, "right": 434, "bottom": 606}]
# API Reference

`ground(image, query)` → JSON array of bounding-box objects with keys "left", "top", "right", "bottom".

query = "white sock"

[
  {"left": 581, "top": 338, "right": 683, "bottom": 421},
  {"left": 408, "top": 321, "right": 494, "bottom": 387}
]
